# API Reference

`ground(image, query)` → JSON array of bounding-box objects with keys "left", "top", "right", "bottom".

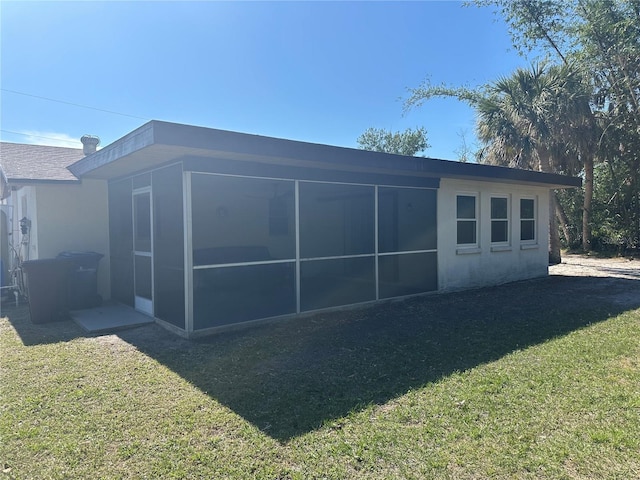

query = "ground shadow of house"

[
  {"left": 4, "top": 272, "right": 638, "bottom": 441},
  {"left": 111, "top": 273, "right": 640, "bottom": 442}
]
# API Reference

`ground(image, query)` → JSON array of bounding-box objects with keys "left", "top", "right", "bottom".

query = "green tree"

[
  {"left": 357, "top": 127, "right": 430, "bottom": 156},
  {"left": 477, "top": 63, "right": 596, "bottom": 262},
  {"left": 475, "top": 0, "right": 640, "bottom": 251},
  {"left": 406, "top": 62, "right": 595, "bottom": 262}
]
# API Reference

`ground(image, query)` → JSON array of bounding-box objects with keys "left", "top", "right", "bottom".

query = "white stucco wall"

[
  {"left": 6, "top": 186, "right": 38, "bottom": 264},
  {"left": 33, "top": 180, "right": 111, "bottom": 299},
  {"left": 437, "top": 178, "right": 551, "bottom": 292}
]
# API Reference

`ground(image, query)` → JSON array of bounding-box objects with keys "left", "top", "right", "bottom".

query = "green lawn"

[{"left": 1, "top": 275, "right": 639, "bottom": 479}]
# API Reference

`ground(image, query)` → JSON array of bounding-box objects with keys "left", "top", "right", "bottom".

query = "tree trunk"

[
  {"left": 539, "top": 149, "right": 562, "bottom": 264},
  {"left": 632, "top": 161, "right": 640, "bottom": 250},
  {"left": 582, "top": 155, "right": 594, "bottom": 252},
  {"left": 555, "top": 200, "right": 573, "bottom": 246}
]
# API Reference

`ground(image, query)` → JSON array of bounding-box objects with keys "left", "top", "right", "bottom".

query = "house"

[
  {"left": 0, "top": 120, "right": 580, "bottom": 337},
  {"left": 0, "top": 141, "right": 110, "bottom": 299}
]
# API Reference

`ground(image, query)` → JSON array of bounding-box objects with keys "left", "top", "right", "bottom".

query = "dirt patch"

[
  {"left": 550, "top": 254, "right": 640, "bottom": 308},
  {"left": 550, "top": 253, "right": 640, "bottom": 280}
]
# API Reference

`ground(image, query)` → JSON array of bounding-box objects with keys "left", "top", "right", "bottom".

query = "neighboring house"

[
  {"left": 0, "top": 141, "right": 110, "bottom": 297},
  {"left": 0, "top": 120, "right": 580, "bottom": 337}
]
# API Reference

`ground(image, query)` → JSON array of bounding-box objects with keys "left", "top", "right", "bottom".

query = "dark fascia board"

[
  {"left": 68, "top": 122, "right": 155, "bottom": 177},
  {"left": 183, "top": 156, "right": 441, "bottom": 188},
  {"left": 70, "top": 120, "right": 582, "bottom": 188}
]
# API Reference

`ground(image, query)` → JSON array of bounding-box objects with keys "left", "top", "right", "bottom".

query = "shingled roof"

[{"left": 0, "top": 142, "right": 83, "bottom": 183}]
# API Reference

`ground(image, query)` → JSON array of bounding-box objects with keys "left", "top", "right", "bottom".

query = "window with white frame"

[
  {"left": 520, "top": 197, "right": 536, "bottom": 242},
  {"left": 456, "top": 194, "right": 478, "bottom": 246},
  {"left": 490, "top": 196, "right": 509, "bottom": 244}
]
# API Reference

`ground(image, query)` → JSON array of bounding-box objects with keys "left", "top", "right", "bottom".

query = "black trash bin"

[
  {"left": 56, "top": 251, "right": 104, "bottom": 310},
  {"left": 22, "top": 258, "right": 73, "bottom": 324}
]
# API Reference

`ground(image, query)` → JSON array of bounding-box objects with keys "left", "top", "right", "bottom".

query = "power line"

[{"left": 1, "top": 88, "right": 150, "bottom": 121}]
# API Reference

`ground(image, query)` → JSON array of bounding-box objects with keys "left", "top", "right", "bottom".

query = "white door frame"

[{"left": 133, "top": 187, "right": 154, "bottom": 316}]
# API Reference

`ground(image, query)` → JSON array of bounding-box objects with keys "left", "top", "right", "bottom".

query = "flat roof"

[{"left": 69, "top": 120, "right": 581, "bottom": 188}]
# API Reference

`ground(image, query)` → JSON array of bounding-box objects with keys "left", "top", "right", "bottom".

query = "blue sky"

[{"left": 1, "top": 1, "right": 530, "bottom": 160}]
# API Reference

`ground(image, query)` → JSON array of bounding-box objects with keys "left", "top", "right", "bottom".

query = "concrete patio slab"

[{"left": 70, "top": 303, "right": 154, "bottom": 334}]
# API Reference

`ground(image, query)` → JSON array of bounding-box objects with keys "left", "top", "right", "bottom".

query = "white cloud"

[{"left": 14, "top": 130, "right": 81, "bottom": 148}]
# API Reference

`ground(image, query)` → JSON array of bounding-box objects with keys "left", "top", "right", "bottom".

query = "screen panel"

[
  {"left": 108, "top": 179, "right": 134, "bottom": 306},
  {"left": 300, "top": 257, "right": 376, "bottom": 311},
  {"left": 153, "top": 165, "right": 185, "bottom": 328},
  {"left": 378, "top": 187, "right": 437, "bottom": 253},
  {"left": 379, "top": 252, "right": 437, "bottom": 299},
  {"left": 299, "top": 182, "right": 375, "bottom": 258},
  {"left": 191, "top": 174, "right": 296, "bottom": 265},
  {"left": 193, "top": 262, "right": 296, "bottom": 329}
]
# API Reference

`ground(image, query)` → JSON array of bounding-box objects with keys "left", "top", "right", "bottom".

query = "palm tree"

[
  {"left": 475, "top": 62, "right": 598, "bottom": 260},
  {"left": 406, "top": 62, "right": 599, "bottom": 255}
]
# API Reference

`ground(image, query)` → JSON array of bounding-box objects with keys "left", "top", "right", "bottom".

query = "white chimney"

[{"left": 80, "top": 135, "right": 100, "bottom": 155}]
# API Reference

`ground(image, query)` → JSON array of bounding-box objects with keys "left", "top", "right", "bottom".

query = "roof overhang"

[
  {"left": 0, "top": 177, "right": 81, "bottom": 199},
  {"left": 69, "top": 120, "right": 582, "bottom": 189}
]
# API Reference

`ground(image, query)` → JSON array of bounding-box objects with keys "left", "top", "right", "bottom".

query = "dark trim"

[
  {"left": 183, "top": 156, "right": 441, "bottom": 188},
  {"left": 69, "top": 122, "right": 155, "bottom": 177},
  {"left": 106, "top": 160, "right": 185, "bottom": 185},
  {"left": 70, "top": 120, "right": 581, "bottom": 188}
]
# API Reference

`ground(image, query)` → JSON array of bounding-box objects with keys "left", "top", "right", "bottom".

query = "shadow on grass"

[
  {"left": 4, "top": 274, "right": 639, "bottom": 442},
  {"left": 121, "top": 274, "right": 639, "bottom": 442},
  {"left": 0, "top": 302, "right": 87, "bottom": 346}
]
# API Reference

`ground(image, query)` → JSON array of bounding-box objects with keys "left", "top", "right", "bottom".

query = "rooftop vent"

[{"left": 80, "top": 135, "right": 100, "bottom": 155}]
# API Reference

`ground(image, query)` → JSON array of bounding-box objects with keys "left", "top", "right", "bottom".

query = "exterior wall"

[
  {"left": 34, "top": 180, "right": 111, "bottom": 299},
  {"left": 0, "top": 204, "right": 12, "bottom": 286},
  {"left": 6, "top": 186, "right": 38, "bottom": 264},
  {"left": 437, "top": 178, "right": 550, "bottom": 292}
]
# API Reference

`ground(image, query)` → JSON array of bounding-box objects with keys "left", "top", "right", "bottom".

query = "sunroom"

[{"left": 69, "top": 120, "right": 579, "bottom": 337}]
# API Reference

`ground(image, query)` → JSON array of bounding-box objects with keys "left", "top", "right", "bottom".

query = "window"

[
  {"left": 490, "top": 196, "right": 509, "bottom": 244},
  {"left": 456, "top": 194, "right": 477, "bottom": 245},
  {"left": 520, "top": 198, "right": 536, "bottom": 242}
]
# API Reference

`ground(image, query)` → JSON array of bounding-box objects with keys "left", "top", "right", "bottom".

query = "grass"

[{"left": 1, "top": 274, "right": 640, "bottom": 479}]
